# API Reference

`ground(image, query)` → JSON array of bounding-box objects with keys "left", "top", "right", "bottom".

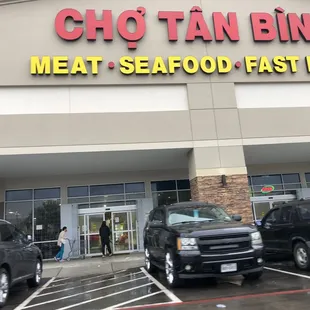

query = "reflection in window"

[
  {"left": 34, "top": 200, "right": 61, "bottom": 242},
  {"left": 5, "top": 187, "right": 61, "bottom": 259},
  {"left": 125, "top": 182, "right": 145, "bottom": 193},
  {"left": 67, "top": 182, "right": 146, "bottom": 208},
  {"left": 34, "top": 188, "right": 61, "bottom": 200},
  {"left": 6, "top": 189, "right": 33, "bottom": 202},
  {"left": 151, "top": 179, "right": 191, "bottom": 207},
  {"left": 67, "top": 186, "right": 89, "bottom": 198},
  {"left": 90, "top": 184, "right": 124, "bottom": 196},
  {"left": 5, "top": 201, "right": 32, "bottom": 235}
]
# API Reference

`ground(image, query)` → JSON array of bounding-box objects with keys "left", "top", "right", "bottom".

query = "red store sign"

[{"left": 54, "top": 6, "right": 310, "bottom": 50}]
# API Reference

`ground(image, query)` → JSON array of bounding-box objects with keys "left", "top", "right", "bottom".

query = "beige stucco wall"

[
  {"left": 0, "top": 0, "right": 309, "bottom": 85},
  {"left": 0, "top": 0, "right": 310, "bottom": 178}
]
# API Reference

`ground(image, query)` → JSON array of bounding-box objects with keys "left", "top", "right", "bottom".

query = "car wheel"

[
  {"left": 0, "top": 268, "right": 10, "bottom": 308},
  {"left": 27, "top": 260, "right": 42, "bottom": 288},
  {"left": 243, "top": 271, "right": 263, "bottom": 281},
  {"left": 145, "top": 247, "right": 156, "bottom": 273},
  {"left": 165, "top": 250, "right": 182, "bottom": 288},
  {"left": 294, "top": 242, "right": 310, "bottom": 270}
]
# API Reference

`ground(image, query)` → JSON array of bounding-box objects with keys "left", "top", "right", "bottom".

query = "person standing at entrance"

[
  {"left": 55, "top": 226, "right": 67, "bottom": 262},
  {"left": 99, "top": 221, "right": 112, "bottom": 257}
]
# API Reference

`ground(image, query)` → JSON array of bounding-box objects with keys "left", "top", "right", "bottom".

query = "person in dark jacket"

[{"left": 99, "top": 221, "right": 112, "bottom": 257}]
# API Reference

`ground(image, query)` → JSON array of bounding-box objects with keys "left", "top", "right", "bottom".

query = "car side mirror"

[
  {"left": 254, "top": 220, "right": 262, "bottom": 227},
  {"left": 232, "top": 214, "right": 242, "bottom": 222},
  {"left": 27, "top": 235, "right": 32, "bottom": 242},
  {"left": 150, "top": 221, "right": 164, "bottom": 228}
]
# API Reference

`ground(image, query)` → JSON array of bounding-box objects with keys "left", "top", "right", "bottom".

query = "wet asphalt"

[{"left": 9, "top": 259, "right": 310, "bottom": 310}]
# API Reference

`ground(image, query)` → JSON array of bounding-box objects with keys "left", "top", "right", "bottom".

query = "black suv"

[
  {"left": 143, "top": 202, "right": 264, "bottom": 287},
  {"left": 0, "top": 220, "right": 43, "bottom": 308},
  {"left": 256, "top": 199, "right": 310, "bottom": 271}
]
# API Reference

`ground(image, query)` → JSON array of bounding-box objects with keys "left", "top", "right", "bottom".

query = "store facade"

[{"left": 1, "top": 0, "right": 310, "bottom": 258}]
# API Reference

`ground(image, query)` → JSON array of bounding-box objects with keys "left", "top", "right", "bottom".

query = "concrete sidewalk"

[{"left": 42, "top": 253, "right": 144, "bottom": 278}]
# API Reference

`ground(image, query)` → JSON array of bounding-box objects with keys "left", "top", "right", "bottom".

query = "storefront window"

[
  {"left": 248, "top": 173, "right": 301, "bottom": 196},
  {"left": 34, "top": 200, "right": 61, "bottom": 242},
  {"left": 67, "top": 182, "right": 146, "bottom": 208},
  {"left": 5, "top": 187, "right": 61, "bottom": 259},
  {"left": 151, "top": 179, "right": 191, "bottom": 207}
]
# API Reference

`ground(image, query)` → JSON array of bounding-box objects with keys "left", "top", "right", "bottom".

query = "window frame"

[{"left": 151, "top": 179, "right": 191, "bottom": 207}]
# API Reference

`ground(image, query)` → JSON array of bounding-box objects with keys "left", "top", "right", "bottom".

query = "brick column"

[
  {"left": 188, "top": 146, "right": 252, "bottom": 223},
  {"left": 190, "top": 175, "right": 252, "bottom": 223}
]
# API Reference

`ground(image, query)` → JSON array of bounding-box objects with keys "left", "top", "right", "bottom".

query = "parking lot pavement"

[
  {"left": 13, "top": 268, "right": 179, "bottom": 310},
  {"left": 12, "top": 260, "right": 310, "bottom": 310},
  {"left": 150, "top": 262, "right": 310, "bottom": 303},
  {"left": 4, "top": 279, "right": 50, "bottom": 310},
  {"left": 265, "top": 258, "right": 310, "bottom": 277},
  {"left": 117, "top": 262, "right": 310, "bottom": 310}
]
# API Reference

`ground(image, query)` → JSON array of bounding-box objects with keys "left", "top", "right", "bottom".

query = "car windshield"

[{"left": 167, "top": 205, "right": 232, "bottom": 226}]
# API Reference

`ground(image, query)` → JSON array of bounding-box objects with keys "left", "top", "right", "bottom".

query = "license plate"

[{"left": 221, "top": 263, "right": 237, "bottom": 273}]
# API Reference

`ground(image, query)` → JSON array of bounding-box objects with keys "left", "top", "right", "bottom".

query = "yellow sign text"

[
  {"left": 119, "top": 56, "right": 232, "bottom": 75},
  {"left": 30, "top": 56, "right": 103, "bottom": 75},
  {"left": 244, "top": 56, "right": 300, "bottom": 73}
]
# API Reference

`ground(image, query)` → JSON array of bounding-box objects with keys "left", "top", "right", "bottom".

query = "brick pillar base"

[{"left": 190, "top": 175, "right": 252, "bottom": 223}]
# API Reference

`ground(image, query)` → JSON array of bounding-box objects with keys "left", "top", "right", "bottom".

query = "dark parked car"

[
  {"left": 0, "top": 220, "right": 43, "bottom": 307},
  {"left": 256, "top": 199, "right": 310, "bottom": 271},
  {"left": 143, "top": 202, "right": 264, "bottom": 287}
]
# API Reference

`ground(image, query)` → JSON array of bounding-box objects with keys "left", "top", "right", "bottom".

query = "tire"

[
  {"left": 27, "top": 260, "right": 42, "bottom": 288},
  {"left": 0, "top": 268, "right": 10, "bottom": 308},
  {"left": 243, "top": 271, "right": 263, "bottom": 281},
  {"left": 144, "top": 247, "right": 156, "bottom": 273},
  {"left": 165, "top": 250, "right": 183, "bottom": 288},
  {"left": 293, "top": 242, "right": 310, "bottom": 271}
]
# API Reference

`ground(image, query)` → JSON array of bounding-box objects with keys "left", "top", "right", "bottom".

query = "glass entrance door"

[
  {"left": 253, "top": 202, "right": 272, "bottom": 220},
  {"left": 79, "top": 210, "right": 137, "bottom": 256},
  {"left": 112, "top": 211, "right": 138, "bottom": 253},
  {"left": 86, "top": 214, "right": 103, "bottom": 254}
]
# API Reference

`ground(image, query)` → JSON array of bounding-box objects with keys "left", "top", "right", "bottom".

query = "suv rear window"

[{"left": 297, "top": 204, "right": 310, "bottom": 220}]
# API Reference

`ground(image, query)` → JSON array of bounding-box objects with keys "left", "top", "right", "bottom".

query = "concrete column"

[
  {"left": 188, "top": 146, "right": 252, "bottom": 223},
  {"left": 144, "top": 181, "right": 152, "bottom": 199},
  {"left": 0, "top": 180, "right": 5, "bottom": 219}
]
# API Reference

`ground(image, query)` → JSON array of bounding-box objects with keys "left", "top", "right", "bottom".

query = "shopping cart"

[{"left": 64, "top": 238, "right": 76, "bottom": 261}]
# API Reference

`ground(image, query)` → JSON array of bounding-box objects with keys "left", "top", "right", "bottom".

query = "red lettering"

[
  {"left": 186, "top": 8, "right": 212, "bottom": 41},
  {"left": 276, "top": 12, "right": 289, "bottom": 42},
  {"left": 288, "top": 13, "right": 310, "bottom": 41},
  {"left": 158, "top": 11, "right": 184, "bottom": 41},
  {"left": 117, "top": 8, "right": 146, "bottom": 49},
  {"left": 250, "top": 13, "right": 277, "bottom": 41},
  {"left": 55, "top": 9, "right": 83, "bottom": 41},
  {"left": 86, "top": 10, "right": 113, "bottom": 41},
  {"left": 212, "top": 12, "right": 239, "bottom": 41}
]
